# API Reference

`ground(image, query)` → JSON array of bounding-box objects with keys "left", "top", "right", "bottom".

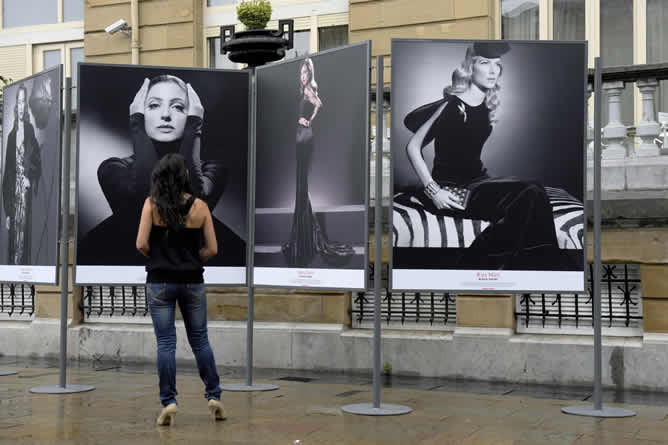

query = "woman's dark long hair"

[
  {"left": 12, "top": 84, "right": 30, "bottom": 132},
  {"left": 150, "top": 153, "right": 193, "bottom": 231}
]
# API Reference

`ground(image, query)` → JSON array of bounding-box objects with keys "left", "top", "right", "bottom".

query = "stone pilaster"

[
  {"left": 455, "top": 294, "right": 515, "bottom": 331},
  {"left": 640, "top": 265, "right": 668, "bottom": 333}
]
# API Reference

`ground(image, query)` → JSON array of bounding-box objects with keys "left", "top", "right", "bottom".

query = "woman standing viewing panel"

[{"left": 136, "top": 153, "right": 225, "bottom": 426}]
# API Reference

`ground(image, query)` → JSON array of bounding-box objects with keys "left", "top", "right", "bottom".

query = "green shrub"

[{"left": 237, "top": 0, "right": 272, "bottom": 30}]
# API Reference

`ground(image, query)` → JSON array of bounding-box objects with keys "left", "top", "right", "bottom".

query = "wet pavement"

[{"left": 1, "top": 356, "right": 668, "bottom": 444}]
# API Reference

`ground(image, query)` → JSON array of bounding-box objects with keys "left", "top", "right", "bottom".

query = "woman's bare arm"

[
  {"left": 305, "top": 87, "right": 322, "bottom": 124},
  {"left": 136, "top": 198, "right": 153, "bottom": 257},
  {"left": 198, "top": 201, "right": 218, "bottom": 262},
  {"left": 405, "top": 102, "right": 464, "bottom": 211}
]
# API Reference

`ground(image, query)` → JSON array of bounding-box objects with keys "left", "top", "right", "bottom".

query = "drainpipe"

[{"left": 131, "top": 0, "right": 139, "bottom": 64}]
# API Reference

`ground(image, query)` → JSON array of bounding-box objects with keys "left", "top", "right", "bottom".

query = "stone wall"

[{"left": 84, "top": 0, "right": 203, "bottom": 66}]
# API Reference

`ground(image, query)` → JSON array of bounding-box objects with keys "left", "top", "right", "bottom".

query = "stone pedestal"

[{"left": 455, "top": 294, "right": 515, "bottom": 331}]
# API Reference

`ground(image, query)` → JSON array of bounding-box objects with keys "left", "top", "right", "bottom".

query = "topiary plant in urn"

[{"left": 236, "top": 0, "right": 272, "bottom": 30}]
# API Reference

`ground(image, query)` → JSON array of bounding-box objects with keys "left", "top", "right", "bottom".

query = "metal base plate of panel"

[
  {"left": 562, "top": 405, "right": 636, "bottom": 418},
  {"left": 30, "top": 384, "right": 96, "bottom": 394},
  {"left": 220, "top": 383, "right": 279, "bottom": 392},
  {"left": 0, "top": 370, "right": 17, "bottom": 376},
  {"left": 342, "top": 403, "right": 413, "bottom": 416}
]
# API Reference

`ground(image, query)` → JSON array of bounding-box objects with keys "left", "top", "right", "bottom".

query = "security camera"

[{"left": 105, "top": 19, "right": 130, "bottom": 36}]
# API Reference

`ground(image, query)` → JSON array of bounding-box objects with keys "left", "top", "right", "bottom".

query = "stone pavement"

[{"left": 1, "top": 358, "right": 668, "bottom": 444}]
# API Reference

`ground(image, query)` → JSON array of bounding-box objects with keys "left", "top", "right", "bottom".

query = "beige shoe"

[
  {"left": 157, "top": 403, "right": 178, "bottom": 426},
  {"left": 208, "top": 399, "right": 225, "bottom": 421}
]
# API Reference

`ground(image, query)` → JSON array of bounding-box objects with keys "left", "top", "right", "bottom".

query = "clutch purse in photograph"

[{"left": 442, "top": 185, "right": 471, "bottom": 210}]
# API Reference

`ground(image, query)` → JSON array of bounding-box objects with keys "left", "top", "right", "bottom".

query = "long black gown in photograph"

[{"left": 281, "top": 79, "right": 355, "bottom": 268}]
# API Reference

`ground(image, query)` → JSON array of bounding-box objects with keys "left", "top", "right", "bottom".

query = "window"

[
  {"left": 3, "top": 0, "right": 57, "bottom": 28},
  {"left": 600, "top": 0, "right": 634, "bottom": 126},
  {"left": 208, "top": 37, "right": 237, "bottom": 70},
  {"left": 64, "top": 0, "right": 83, "bottom": 22},
  {"left": 501, "top": 0, "right": 539, "bottom": 40},
  {"left": 43, "top": 49, "right": 61, "bottom": 69},
  {"left": 318, "top": 25, "right": 348, "bottom": 52},
  {"left": 285, "top": 30, "right": 310, "bottom": 60},
  {"left": 206, "top": 0, "right": 235, "bottom": 6},
  {"left": 553, "top": 0, "right": 585, "bottom": 41},
  {"left": 647, "top": 0, "right": 668, "bottom": 113}
]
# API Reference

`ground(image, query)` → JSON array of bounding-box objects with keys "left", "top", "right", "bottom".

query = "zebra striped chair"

[{"left": 393, "top": 187, "right": 584, "bottom": 250}]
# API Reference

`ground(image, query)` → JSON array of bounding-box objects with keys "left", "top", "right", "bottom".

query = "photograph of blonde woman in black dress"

[
  {"left": 391, "top": 40, "right": 586, "bottom": 292},
  {"left": 254, "top": 43, "right": 369, "bottom": 289},
  {"left": 281, "top": 58, "right": 355, "bottom": 267},
  {"left": 0, "top": 67, "right": 62, "bottom": 283},
  {"left": 76, "top": 64, "right": 248, "bottom": 285}
]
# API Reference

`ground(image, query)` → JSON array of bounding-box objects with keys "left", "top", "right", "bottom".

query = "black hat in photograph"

[{"left": 472, "top": 41, "right": 511, "bottom": 59}]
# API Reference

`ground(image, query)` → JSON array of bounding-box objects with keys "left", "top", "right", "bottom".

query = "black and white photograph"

[
  {"left": 391, "top": 39, "right": 586, "bottom": 293},
  {"left": 254, "top": 42, "right": 370, "bottom": 289},
  {"left": 0, "top": 66, "right": 62, "bottom": 284},
  {"left": 75, "top": 63, "right": 249, "bottom": 285}
]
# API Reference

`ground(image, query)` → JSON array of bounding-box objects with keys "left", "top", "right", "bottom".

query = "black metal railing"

[
  {"left": 352, "top": 290, "right": 457, "bottom": 328},
  {"left": 81, "top": 285, "right": 149, "bottom": 319},
  {"left": 515, "top": 264, "right": 642, "bottom": 332},
  {"left": 353, "top": 263, "right": 457, "bottom": 329},
  {"left": 0, "top": 283, "right": 35, "bottom": 318}
]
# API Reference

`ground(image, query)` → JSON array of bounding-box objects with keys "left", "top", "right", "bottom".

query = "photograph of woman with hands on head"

[{"left": 76, "top": 65, "right": 249, "bottom": 280}]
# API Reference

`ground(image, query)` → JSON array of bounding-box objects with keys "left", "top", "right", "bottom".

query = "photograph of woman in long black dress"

[
  {"left": 254, "top": 43, "right": 369, "bottom": 289},
  {"left": 281, "top": 58, "right": 355, "bottom": 267},
  {"left": 76, "top": 64, "right": 249, "bottom": 285},
  {"left": 0, "top": 66, "right": 62, "bottom": 282},
  {"left": 391, "top": 40, "right": 586, "bottom": 292}
]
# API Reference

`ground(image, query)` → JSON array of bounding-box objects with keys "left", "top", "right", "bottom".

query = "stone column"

[
  {"left": 635, "top": 78, "right": 661, "bottom": 157},
  {"left": 602, "top": 81, "right": 628, "bottom": 159}
]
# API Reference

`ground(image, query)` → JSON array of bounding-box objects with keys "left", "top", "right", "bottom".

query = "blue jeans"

[{"left": 147, "top": 283, "right": 222, "bottom": 407}]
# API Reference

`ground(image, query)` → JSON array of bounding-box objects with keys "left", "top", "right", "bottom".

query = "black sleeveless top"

[
  {"left": 299, "top": 95, "right": 315, "bottom": 123},
  {"left": 146, "top": 196, "right": 204, "bottom": 284},
  {"left": 431, "top": 96, "right": 492, "bottom": 185}
]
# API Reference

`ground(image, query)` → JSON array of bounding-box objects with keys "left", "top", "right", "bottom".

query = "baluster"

[
  {"left": 602, "top": 81, "right": 628, "bottom": 159},
  {"left": 635, "top": 78, "right": 661, "bottom": 157}
]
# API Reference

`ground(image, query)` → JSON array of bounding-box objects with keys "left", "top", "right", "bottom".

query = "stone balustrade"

[{"left": 587, "top": 64, "right": 668, "bottom": 194}]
